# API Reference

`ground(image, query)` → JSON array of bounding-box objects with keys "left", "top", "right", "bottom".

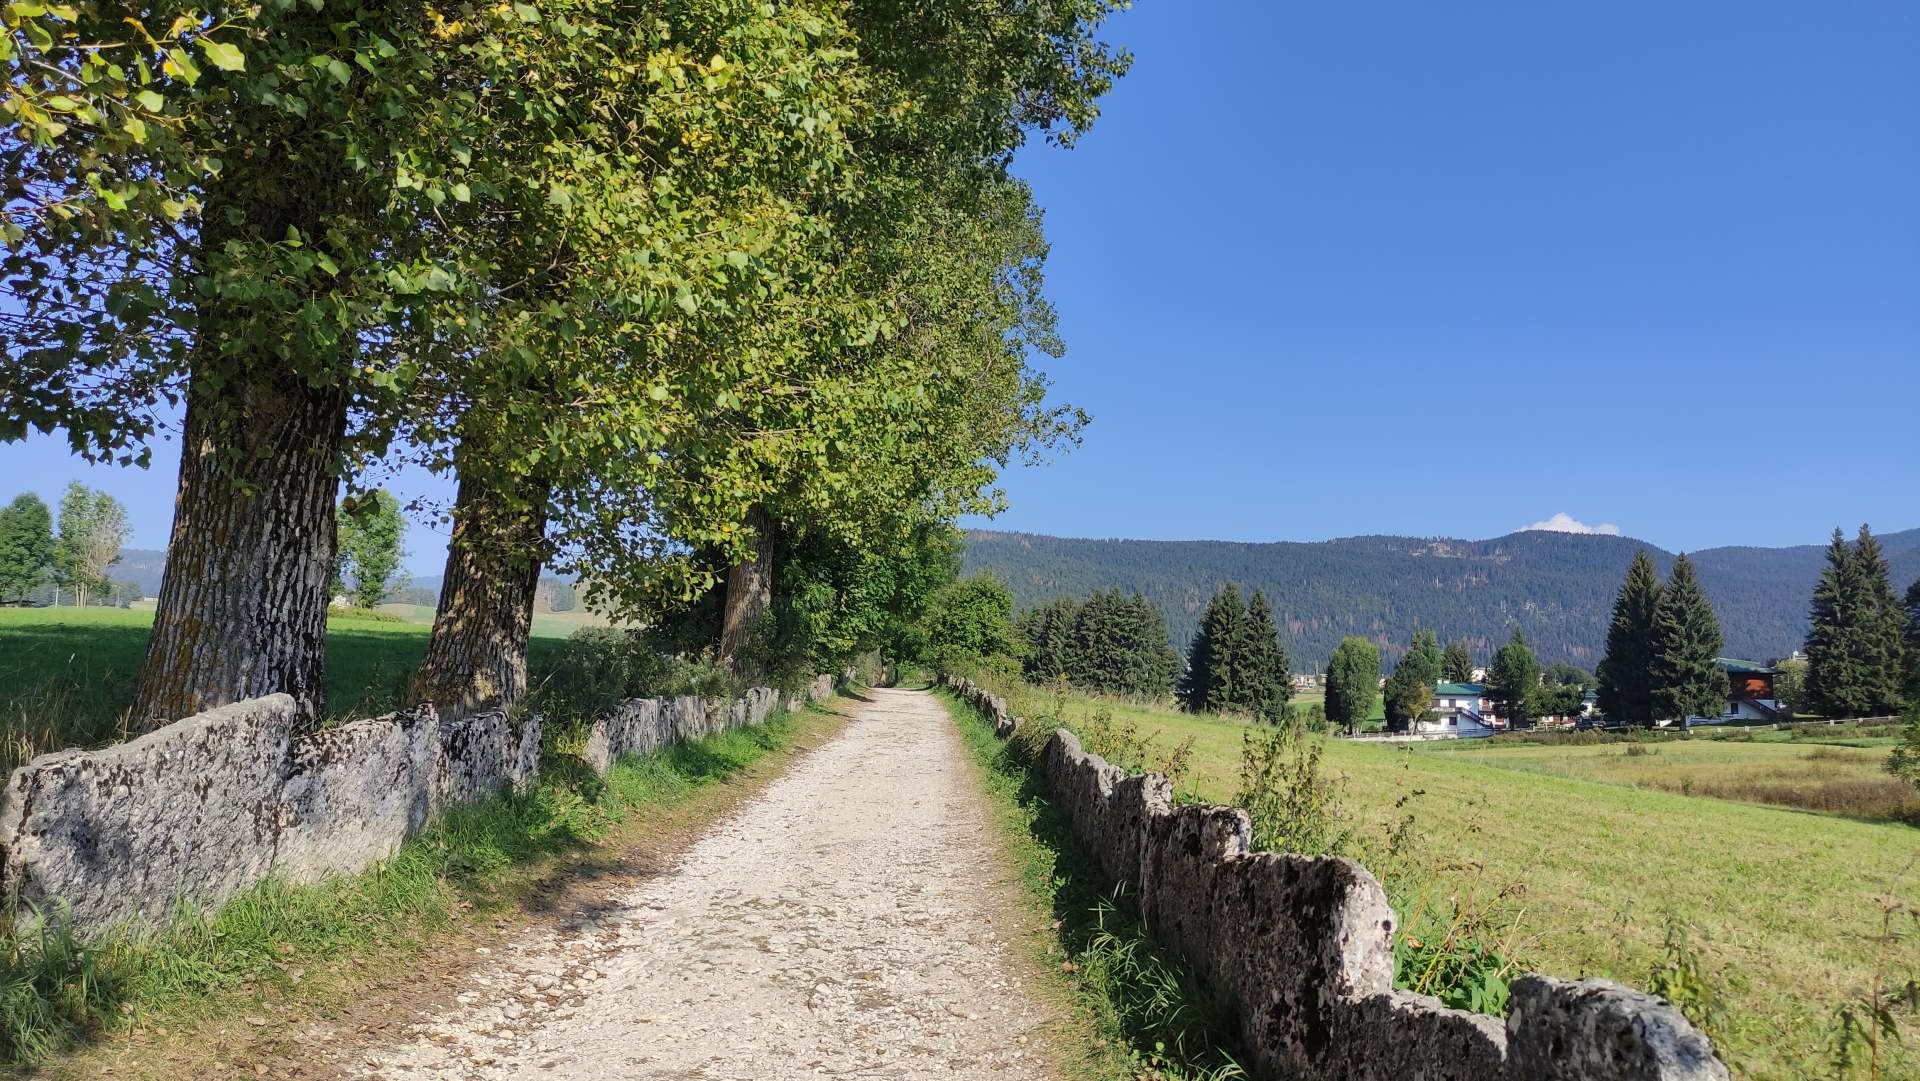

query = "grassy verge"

[
  {"left": 0, "top": 698, "right": 845, "bottom": 1073},
  {"left": 935, "top": 685, "right": 1247, "bottom": 1081}
]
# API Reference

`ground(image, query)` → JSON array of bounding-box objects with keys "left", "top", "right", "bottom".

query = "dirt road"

[{"left": 355, "top": 687, "right": 1056, "bottom": 1080}]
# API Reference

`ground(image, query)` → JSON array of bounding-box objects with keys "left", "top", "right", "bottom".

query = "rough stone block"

[
  {"left": 1335, "top": 990, "right": 1509, "bottom": 1081},
  {"left": 431, "top": 710, "right": 527, "bottom": 811},
  {"left": 0, "top": 695, "right": 300, "bottom": 930},
  {"left": 274, "top": 707, "right": 437, "bottom": 882},
  {"left": 1506, "top": 976, "right": 1730, "bottom": 1081}
]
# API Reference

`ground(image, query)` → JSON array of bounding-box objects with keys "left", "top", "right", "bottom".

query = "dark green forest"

[{"left": 964, "top": 527, "right": 1920, "bottom": 669}]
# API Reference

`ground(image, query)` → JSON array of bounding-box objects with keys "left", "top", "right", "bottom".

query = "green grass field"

[
  {"left": 0, "top": 608, "right": 580, "bottom": 774},
  {"left": 1017, "top": 686, "right": 1919, "bottom": 1080}
]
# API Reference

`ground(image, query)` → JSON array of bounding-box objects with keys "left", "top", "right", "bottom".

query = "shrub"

[
  {"left": 527, "top": 628, "right": 737, "bottom": 746},
  {"left": 1233, "top": 722, "right": 1350, "bottom": 859}
]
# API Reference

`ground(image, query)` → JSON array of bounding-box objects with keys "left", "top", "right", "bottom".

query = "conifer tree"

[
  {"left": 1236, "top": 590, "right": 1292, "bottom": 722},
  {"left": 1487, "top": 630, "right": 1542, "bottom": 728},
  {"left": 1203, "top": 584, "right": 1246, "bottom": 713},
  {"left": 1440, "top": 640, "right": 1476, "bottom": 684},
  {"left": 1384, "top": 630, "right": 1442, "bottom": 731},
  {"left": 1597, "top": 550, "right": 1664, "bottom": 726},
  {"left": 1904, "top": 578, "right": 1920, "bottom": 707},
  {"left": 1017, "top": 599, "right": 1080, "bottom": 684},
  {"left": 1801, "top": 524, "right": 1912, "bottom": 717},
  {"left": 1177, "top": 594, "right": 1216, "bottom": 712},
  {"left": 1123, "top": 592, "right": 1180, "bottom": 699},
  {"left": 1182, "top": 585, "right": 1246, "bottom": 713},
  {"left": 1648, "top": 554, "right": 1726, "bottom": 723},
  {"left": 1850, "top": 526, "right": 1909, "bottom": 715}
]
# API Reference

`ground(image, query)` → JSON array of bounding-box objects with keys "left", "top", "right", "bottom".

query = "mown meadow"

[
  {"left": 1003, "top": 684, "right": 1919, "bottom": 1081},
  {"left": 0, "top": 608, "right": 580, "bottom": 775}
]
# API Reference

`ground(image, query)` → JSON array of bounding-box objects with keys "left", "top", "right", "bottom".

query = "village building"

[
  {"left": 1411, "top": 681, "right": 1502, "bottom": 737},
  {"left": 1680, "top": 658, "right": 1790, "bottom": 726}
]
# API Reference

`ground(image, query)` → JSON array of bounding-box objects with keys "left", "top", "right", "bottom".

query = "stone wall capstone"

[
  {"left": 1, "top": 673, "right": 843, "bottom": 934},
  {"left": 937, "top": 673, "right": 1729, "bottom": 1081}
]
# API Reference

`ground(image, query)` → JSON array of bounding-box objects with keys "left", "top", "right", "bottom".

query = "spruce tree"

[
  {"left": 1384, "top": 630, "right": 1442, "bottom": 731},
  {"left": 1018, "top": 598, "right": 1079, "bottom": 684},
  {"left": 1237, "top": 590, "right": 1292, "bottom": 722},
  {"left": 1806, "top": 529, "right": 1867, "bottom": 718},
  {"left": 1904, "top": 578, "right": 1920, "bottom": 708},
  {"left": 1851, "top": 526, "right": 1908, "bottom": 715},
  {"left": 1180, "top": 590, "right": 1222, "bottom": 712},
  {"left": 1203, "top": 584, "right": 1246, "bottom": 714},
  {"left": 1649, "top": 554, "right": 1726, "bottom": 723},
  {"left": 1440, "top": 640, "right": 1476, "bottom": 684},
  {"left": 1487, "top": 630, "right": 1541, "bottom": 728},
  {"left": 1122, "top": 592, "right": 1179, "bottom": 699},
  {"left": 1597, "top": 550, "right": 1663, "bottom": 727}
]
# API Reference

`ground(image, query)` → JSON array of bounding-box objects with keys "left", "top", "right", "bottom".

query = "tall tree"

[
  {"left": 1850, "top": 526, "right": 1909, "bottom": 715},
  {"left": 1487, "top": 630, "right": 1542, "bottom": 728},
  {"left": 51, "top": 482, "right": 122, "bottom": 607},
  {"left": 1904, "top": 578, "right": 1920, "bottom": 707},
  {"left": 1803, "top": 527, "right": 1906, "bottom": 718},
  {"left": 1018, "top": 599, "right": 1082, "bottom": 684},
  {"left": 1188, "top": 584, "right": 1247, "bottom": 713},
  {"left": 1324, "top": 635, "right": 1380, "bottom": 735},
  {"left": 82, "top": 490, "right": 128, "bottom": 607},
  {"left": 1649, "top": 554, "right": 1726, "bottom": 722},
  {"left": 1805, "top": 529, "right": 1861, "bottom": 717},
  {"left": 1236, "top": 590, "right": 1293, "bottom": 722},
  {"left": 334, "top": 490, "right": 407, "bottom": 611},
  {"left": 1440, "top": 640, "right": 1476, "bottom": 684},
  {"left": 1597, "top": 550, "right": 1664, "bottom": 726},
  {"left": 0, "top": 494, "right": 55, "bottom": 604},
  {"left": 1384, "top": 630, "right": 1442, "bottom": 732},
  {"left": 921, "top": 575, "right": 1021, "bottom": 672}
]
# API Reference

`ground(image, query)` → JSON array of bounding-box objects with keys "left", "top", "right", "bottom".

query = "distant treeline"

[{"left": 963, "top": 527, "right": 1920, "bottom": 669}]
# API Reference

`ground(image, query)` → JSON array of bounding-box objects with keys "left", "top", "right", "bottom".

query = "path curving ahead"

[{"left": 357, "top": 687, "right": 1057, "bottom": 1080}]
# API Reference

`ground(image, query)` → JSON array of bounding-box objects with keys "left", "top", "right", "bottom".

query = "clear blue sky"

[{"left": 5, "top": 1, "right": 1916, "bottom": 572}]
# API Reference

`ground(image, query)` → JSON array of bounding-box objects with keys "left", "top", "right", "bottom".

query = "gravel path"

[{"left": 355, "top": 687, "right": 1057, "bottom": 1080}]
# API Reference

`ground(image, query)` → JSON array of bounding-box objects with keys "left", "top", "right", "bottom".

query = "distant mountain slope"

[{"left": 963, "top": 527, "right": 1920, "bottom": 670}]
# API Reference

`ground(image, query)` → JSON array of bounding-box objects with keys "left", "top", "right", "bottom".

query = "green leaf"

[
  {"left": 325, "top": 58, "right": 351, "bottom": 86},
  {"left": 198, "top": 38, "right": 245, "bottom": 72},
  {"left": 135, "top": 89, "right": 165, "bottom": 112},
  {"left": 512, "top": 2, "right": 539, "bottom": 22},
  {"left": 450, "top": 182, "right": 471, "bottom": 203}
]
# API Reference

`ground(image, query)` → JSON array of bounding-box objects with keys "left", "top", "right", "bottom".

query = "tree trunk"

[
  {"left": 410, "top": 470, "right": 550, "bottom": 718},
  {"left": 132, "top": 364, "right": 349, "bottom": 728},
  {"left": 717, "top": 505, "right": 775, "bottom": 673}
]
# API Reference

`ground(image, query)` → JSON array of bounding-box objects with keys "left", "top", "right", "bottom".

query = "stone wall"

[
  {"left": 1, "top": 674, "right": 840, "bottom": 933},
  {"left": 940, "top": 674, "right": 1729, "bottom": 1081}
]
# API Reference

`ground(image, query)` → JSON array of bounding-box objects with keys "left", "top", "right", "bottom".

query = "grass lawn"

[
  {"left": 1423, "top": 735, "right": 1920, "bottom": 825},
  {"left": 0, "top": 607, "right": 578, "bottom": 774},
  {"left": 1022, "top": 686, "right": 1920, "bottom": 1081}
]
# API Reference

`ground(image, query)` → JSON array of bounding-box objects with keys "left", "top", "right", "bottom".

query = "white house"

[{"left": 1410, "top": 681, "right": 1501, "bottom": 738}]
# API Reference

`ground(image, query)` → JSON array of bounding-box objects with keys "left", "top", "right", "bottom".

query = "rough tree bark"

[
  {"left": 131, "top": 365, "right": 350, "bottom": 728},
  {"left": 409, "top": 469, "right": 551, "bottom": 718},
  {"left": 717, "top": 505, "right": 775, "bottom": 674}
]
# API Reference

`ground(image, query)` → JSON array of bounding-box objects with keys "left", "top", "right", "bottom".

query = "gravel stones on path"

[{"left": 356, "top": 688, "right": 1057, "bottom": 1080}]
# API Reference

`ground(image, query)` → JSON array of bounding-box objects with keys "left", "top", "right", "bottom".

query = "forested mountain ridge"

[{"left": 963, "top": 527, "right": 1920, "bottom": 670}]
